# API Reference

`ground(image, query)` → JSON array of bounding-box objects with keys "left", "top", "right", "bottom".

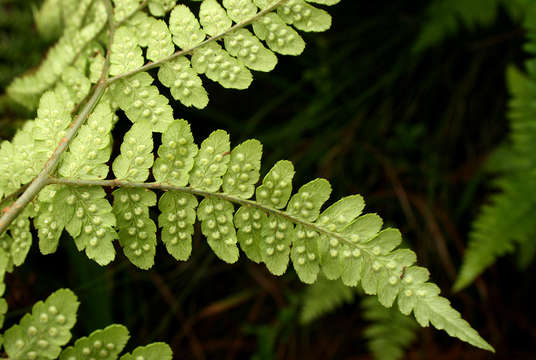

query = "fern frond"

[
  {"left": 299, "top": 277, "right": 356, "bottom": 324},
  {"left": 9, "top": 118, "right": 489, "bottom": 351},
  {"left": 362, "top": 296, "right": 418, "bottom": 360},
  {"left": 454, "top": 65, "right": 536, "bottom": 290}
]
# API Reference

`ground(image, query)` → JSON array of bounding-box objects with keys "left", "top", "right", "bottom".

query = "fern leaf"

[
  {"left": 158, "top": 192, "right": 198, "bottom": 261},
  {"left": 252, "top": 13, "right": 305, "bottom": 55},
  {"left": 200, "top": 0, "right": 233, "bottom": 36},
  {"left": 110, "top": 72, "right": 174, "bottom": 132},
  {"left": 153, "top": 119, "right": 199, "bottom": 186},
  {"left": 118, "top": 343, "right": 172, "bottom": 360},
  {"left": 112, "top": 121, "right": 154, "bottom": 182},
  {"left": 169, "top": 5, "right": 206, "bottom": 50},
  {"left": 146, "top": 19, "right": 175, "bottom": 62},
  {"left": 222, "top": 0, "right": 258, "bottom": 23},
  {"left": 148, "top": 0, "right": 177, "bottom": 17},
  {"left": 300, "top": 277, "right": 355, "bottom": 324},
  {"left": 362, "top": 296, "right": 418, "bottom": 360},
  {"left": 189, "top": 129, "right": 231, "bottom": 191},
  {"left": 113, "top": 188, "right": 158, "bottom": 269},
  {"left": 110, "top": 27, "right": 145, "bottom": 76},
  {"left": 157, "top": 57, "right": 209, "bottom": 108},
  {"left": 222, "top": 139, "right": 263, "bottom": 198},
  {"left": 454, "top": 65, "right": 536, "bottom": 290},
  {"left": 59, "top": 324, "right": 130, "bottom": 360},
  {"left": 3, "top": 289, "right": 79, "bottom": 360}
]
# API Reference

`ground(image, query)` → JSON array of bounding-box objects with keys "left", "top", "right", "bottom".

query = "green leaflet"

[
  {"left": 222, "top": 139, "right": 262, "bottom": 198},
  {"left": 113, "top": 122, "right": 154, "bottom": 182},
  {"left": 158, "top": 191, "right": 198, "bottom": 261},
  {"left": 234, "top": 206, "right": 267, "bottom": 263},
  {"left": 118, "top": 343, "right": 172, "bottom": 360},
  {"left": 7, "top": 212, "right": 32, "bottom": 267},
  {"left": 253, "top": 13, "right": 305, "bottom": 55},
  {"left": 200, "top": 0, "right": 233, "bottom": 36},
  {"left": 110, "top": 72, "right": 174, "bottom": 132},
  {"left": 3, "top": 289, "right": 79, "bottom": 360},
  {"left": 153, "top": 119, "right": 199, "bottom": 185},
  {"left": 261, "top": 215, "right": 294, "bottom": 275},
  {"left": 109, "top": 26, "right": 144, "bottom": 76},
  {"left": 191, "top": 42, "right": 253, "bottom": 89},
  {"left": 224, "top": 29, "right": 278, "bottom": 72},
  {"left": 146, "top": 19, "right": 174, "bottom": 62},
  {"left": 158, "top": 57, "right": 209, "bottom": 109},
  {"left": 59, "top": 324, "right": 130, "bottom": 360},
  {"left": 256, "top": 160, "right": 295, "bottom": 209},
  {"left": 59, "top": 101, "right": 114, "bottom": 180},
  {"left": 62, "top": 187, "right": 118, "bottom": 266},
  {"left": 189, "top": 129, "right": 231, "bottom": 191},
  {"left": 169, "top": 5, "right": 206, "bottom": 49},
  {"left": 148, "top": 0, "right": 177, "bottom": 17},
  {"left": 198, "top": 198, "right": 239, "bottom": 263},
  {"left": 222, "top": 0, "right": 258, "bottom": 23},
  {"left": 113, "top": 188, "right": 157, "bottom": 269},
  {"left": 277, "top": 0, "right": 332, "bottom": 32}
]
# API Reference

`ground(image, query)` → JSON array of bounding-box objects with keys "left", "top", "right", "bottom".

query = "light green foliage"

[
  {"left": 118, "top": 343, "right": 172, "bottom": 360},
  {"left": 277, "top": 0, "right": 332, "bottom": 32},
  {"left": 59, "top": 324, "right": 130, "bottom": 360},
  {"left": 153, "top": 119, "right": 198, "bottom": 186},
  {"left": 158, "top": 58, "right": 209, "bottom": 108},
  {"left": 454, "top": 65, "right": 536, "bottom": 290},
  {"left": 110, "top": 27, "right": 144, "bottom": 76},
  {"left": 189, "top": 130, "right": 231, "bottom": 191},
  {"left": 3, "top": 289, "right": 79, "bottom": 360},
  {"left": 61, "top": 186, "right": 118, "bottom": 265},
  {"left": 223, "top": 0, "right": 258, "bottom": 23},
  {"left": 7, "top": 1, "right": 107, "bottom": 108},
  {"left": 0, "top": 0, "right": 495, "bottom": 356},
  {"left": 362, "top": 296, "right": 418, "bottom": 360},
  {"left": 148, "top": 0, "right": 177, "bottom": 17},
  {"left": 256, "top": 160, "right": 295, "bottom": 209},
  {"left": 200, "top": 0, "right": 233, "bottom": 36},
  {"left": 222, "top": 139, "right": 262, "bottom": 198},
  {"left": 7, "top": 212, "right": 32, "bottom": 266},
  {"left": 113, "top": 122, "right": 154, "bottom": 182},
  {"left": 191, "top": 42, "right": 253, "bottom": 89},
  {"left": 146, "top": 20, "right": 174, "bottom": 62},
  {"left": 113, "top": 188, "right": 158, "bottom": 269},
  {"left": 110, "top": 72, "right": 174, "bottom": 132},
  {"left": 253, "top": 13, "right": 305, "bottom": 55},
  {"left": 299, "top": 277, "right": 355, "bottom": 324},
  {"left": 169, "top": 5, "right": 206, "bottom": 49},
  {"left": 224, "top": 29, "right": 278, "bottom": 72},
  {"left": 158, "top": 192, "right": 198, "bottom": 261},
  {"left": 198, "top": 198, "right": 239, "bottom": 263},
  {"left": 60, "top": 101, "right": 114, "bottom": 180}
]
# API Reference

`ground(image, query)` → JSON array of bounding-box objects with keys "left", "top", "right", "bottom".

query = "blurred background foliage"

[{"left": 1, "top": 0, "right": 535, "bottom": 359}]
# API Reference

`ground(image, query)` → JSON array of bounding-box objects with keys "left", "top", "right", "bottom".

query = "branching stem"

[{"left": 47, "top": 177, "right": 369, "bottom": 252}]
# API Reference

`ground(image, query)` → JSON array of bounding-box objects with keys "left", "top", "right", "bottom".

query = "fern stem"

[
  {"left": 47, "top": 177, "right": 372, "bottom": 253},
  {"left": 107, "top": 0, "right": 289, "bottom": 84},
  {"left": 0, "top": 83, "right": 108, "bottom": 235}
]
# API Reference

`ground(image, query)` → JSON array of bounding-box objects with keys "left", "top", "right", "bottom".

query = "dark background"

[{"left": 1, "top": 0, "right": 534, "bottom": 358}]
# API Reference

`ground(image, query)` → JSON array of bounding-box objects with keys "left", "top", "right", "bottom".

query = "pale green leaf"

[
  {"left": 222, "top": 0, "right": 258, "bottom": 23},
  {"left": 224, "top": 29, "right": 278, "bottom": 72},
  {"left": 256, "top": 160, "right": 294, "bottom": 209},
  {"left": 4, "top": 289, "right": 79, "bottom": 360},
  {"left": 113, "top": 122, "right": 154, "bottom": 182},
  {"left": 222, "top": 139, "right": 262, "bottom": 198},
  {"left": 153, "top": 119, "right": 198, "bottom": 186},
  {"left": 119, "top": 343, "right": 172, "bottom": 360},
  {"left": 146, "top": 19, "right": 174, "bottom": 62},
  {"left": 148, "top": 0, "right": 176, "bottom": 17},
  {"left": 191, "top": 42, "right": 253, "bottom": 89},
  {"left": 278, "top": 0, "right": 332, "bottom": 32},
  {"left": 158, "top": 191, "right": 198, "bottom": 261},
  {"left": 261, "top": 215, "right": 294, "bottom": 275},
  {"left": 291, "top": 225, "right": 320, "bottom": 283},
  {"left": 113, "top": 188, "right": 157, "bottom": 269},
  {"left": 169, "top": 5, "right": 206, "bottom": 49},
  {"left": 200, "top": 0, "right": 233, "bottom": 36},
  {"left": 198, "top": 198, "right": 239, "bottom": 263},
  {"left": 234, "top": 206, "right": 267, "bottom": 263},
  {"left": 287, "top": 178, "right": 331, "bottom": 221},
  {"left": 158, "top": 57, "right": 209, "bottom": 109},
  {"left": 189, "top": 129, "right": 230, "bottom": 191},
  {"left": 253, "top": 13, "right": 305, "bottom": 55},
  {"left": 59, "top": 324, "right": 130, "bottom": 360},
  {"left": 109, "top": 26, "right": 144, "bottom": 76}
]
